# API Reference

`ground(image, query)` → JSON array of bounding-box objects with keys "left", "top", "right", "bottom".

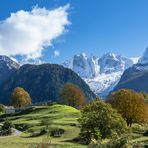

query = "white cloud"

[
  {"left": 0, "top": 4, "right": 70, "bottom": 59},
  {"left": 53, "top": 50, "right": 60, "bottom": 57}
]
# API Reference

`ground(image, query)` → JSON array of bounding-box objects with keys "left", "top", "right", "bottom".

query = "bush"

[
  {"left": 132, "top": 124, "right": 146, "bottom": 134},
  {"left": 0, "top": 120, "right": 13, "bottom": 136},
  {"left": 143, "top": 130, "right": 148, "bottom": 136},
  {"left": 88, "top": 136, "right": 129, "bottom": 148},
  {"left": 28, "top": 129, "right": 36, "bottom": 137},
  {"left": 39, "top": 128, "right": 47, "bottom": 135},
  {"left": 0, "top": 104, "right": 5, "bottom": 113},
  {"left": 47, "top": 100, "right": 57, "bottom": 106},
  {"left": 70, "top": 123, "right": 77, "bottom": 126},
  {"left": 79, "top": 99, "right": 129, "bottom": 144},
  {"left": 15, "top": 124, "right": 31, "bottom": 131},
  {"left": 40, "top": 118, "right": 52, "bottom": 129},
  {"left": 131, "top": 142, "right": 145, "bottom": 148},
  {"left": 50, "top": 128, "right": 65, "bottom": 137},
  {"left": 28, "top": 138, "right": 52, "bottom": 148}
]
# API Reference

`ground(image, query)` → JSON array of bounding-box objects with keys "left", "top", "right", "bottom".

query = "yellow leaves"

[
  {"left": 108, "top": 89, "right": 147, "bottom": 126},
  {"left": 11, "top": 87, "right": 31, "bottom": 109}
]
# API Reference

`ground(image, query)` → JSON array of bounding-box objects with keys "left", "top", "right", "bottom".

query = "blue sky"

[{"left": 0, "top": 0, "right": 148, "bottom": 63}]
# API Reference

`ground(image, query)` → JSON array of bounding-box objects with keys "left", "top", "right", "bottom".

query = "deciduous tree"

[
  {"left": 79, "top": 99, "right": 128, "bottom": 144},
  {"left": 11, "top": 87, "right": 31, "bottom": 110},
  {"left": 60, "top": 83, "right": 86, "bottom": 109},
  {"left": 108, "top": 89, "right": 147, "bottom": 127}
]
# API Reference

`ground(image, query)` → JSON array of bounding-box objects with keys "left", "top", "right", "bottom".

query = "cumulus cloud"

[
  {"left": 53, "top": 50, "right": 60, "bottom": 57},
  {"left": 0, "top": 4, "right": 70, "bottom": 59}
]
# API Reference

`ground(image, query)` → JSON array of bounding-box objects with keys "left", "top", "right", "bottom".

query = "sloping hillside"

[
  {"left": 0, "top": 104, "right": 86, "bottom": 148},
  {"left": 114, "top": 63, "right": 148, "bottom": 93},
  {"left": 0, "top": 64, "right": 95, "bottom": 104}
]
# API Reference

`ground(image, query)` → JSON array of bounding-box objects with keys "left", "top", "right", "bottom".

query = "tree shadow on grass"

[{"left": 60, "top": 137, "right": 86, "bottom": 146}]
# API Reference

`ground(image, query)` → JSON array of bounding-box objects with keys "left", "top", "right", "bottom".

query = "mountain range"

[
  {"left": 0, "top": 59, "right": 95, "bottom": 105},
  {"left": 114, "top": 47, "right": 148, "bottom": 93},
  {"left": 63, "top": 52, "right": 139, "bottom": 97},
  {"left": 1, "top": 47, "right": 148, "bottom": 104}
]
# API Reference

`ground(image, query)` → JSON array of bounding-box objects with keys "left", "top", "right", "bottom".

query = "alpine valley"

[{"left": 2, "top": 47, "right": 148, "bottom": 104}]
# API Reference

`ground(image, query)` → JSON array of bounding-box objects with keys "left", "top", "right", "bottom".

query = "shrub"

[
  {"left": 0, "top": 120, "right": 13, "bottom": 136},
  {"left": 132, "top": 124, "right": 146, "bottom": 134},
  {"left": 131, "top": 142, "right": 145, "bottom": 148},
  {"left": 50, "top": 128, "right": 65, "bottom": 137},
  {"left": 0, "top": 104, "right": 5, "bottom": 113},
  {"left": 15, "top": 124, "right": 31, "bottom": 131},
  {"left": 79, "top": 99, "right": 129, "bottom": 144},
  {"left": 28, "top": 129, "right": 35, "bottom": 136},
  {"left": 40, "top": 118, "right": 52, "bottom": 129},
  {"left": 39, "top": 128, "right": 47, "bottom": 136},
  {"left": 143, "top": 130, "right": 148, "bottom": 136},
  {"left": 88, "top": 136, "right": 129, "bottom": 148},
  {"left": 47, "top": 100, "right": 57, "bottom": 106}
]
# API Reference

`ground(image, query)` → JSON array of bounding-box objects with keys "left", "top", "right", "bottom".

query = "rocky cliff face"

[{"left": 63, "top": 53, "right": 137, "bottom": 97}]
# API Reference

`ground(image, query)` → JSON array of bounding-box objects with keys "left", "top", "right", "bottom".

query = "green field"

[
  {"left": 0, "top": 104, "right": 147, "bottom": 148},
  {"left": 0, "top": 104, "right": 86, "bottom": 148}
]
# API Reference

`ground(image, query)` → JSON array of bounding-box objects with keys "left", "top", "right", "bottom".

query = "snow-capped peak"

[
  {"left": 130, "top": 57, "right": 140, "bottom": 64},
  {"left": 102, "top": 52, "right": 116, "bottom": 59},
  {"left": 63, "top": 52, "right": 136, "bottom": 98},
  {"left": 63, "top": 53, "right": 100, "bottom": 78},
  {"left": 0, "top": 55, "right": 20, "bottom": 70},
  {"left": 98, "top": 53, "right": 134, "bottom": 74},
  {"left": 138, "top": 47, "right": 148, "bottom": 64}
]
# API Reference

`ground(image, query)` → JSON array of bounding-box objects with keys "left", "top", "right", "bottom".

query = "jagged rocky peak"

[
  {"left": 0, "top": 55, "right": 20, "bottom": 69},
  {"left": 63, "top": 52, "right": 138, "bottom": 98},
  {"left": 73, "top": 53, "right": 88, "bottom": 70},
  {"left": 98, "top": 52, "right": 134, "bottom": 74},
  {"left": 138, "top": 47, "right": 148, "bottom": 64},
  {"left": 63, "top": 53, "right": 100, "bottom": 78}
]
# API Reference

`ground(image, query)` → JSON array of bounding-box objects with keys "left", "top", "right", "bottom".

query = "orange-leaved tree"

[
  {"left": 11, "top": 87, "right": 31, "bottom": 110},
  {"left": 60, "top": 83, "right": 86, "bottom": 109},
  {"left": 107, "top": 89, "right": 147, "bottom": 127}
]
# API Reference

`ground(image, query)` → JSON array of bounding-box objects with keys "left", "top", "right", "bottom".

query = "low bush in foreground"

[
  {"left": 79, "top": 99, "right": 130, "bottom": 144},
  {"left": 0, "top": 120, "right": 13, "bottom": 136}
]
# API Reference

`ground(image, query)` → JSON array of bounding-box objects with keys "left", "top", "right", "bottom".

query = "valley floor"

[{"left": 0, "top": 104, "right": 147, "bottom": 148}]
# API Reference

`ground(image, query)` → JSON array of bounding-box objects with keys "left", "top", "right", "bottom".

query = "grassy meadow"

[
  {"left": 0, "top": 104, "right": 86, "bottom": 148},
  {"left": 0, "top": 104, "right": 147, "bottom": 148}
]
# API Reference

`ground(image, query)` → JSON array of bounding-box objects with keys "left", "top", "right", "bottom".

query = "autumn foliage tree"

[
  {"left": 11, "top": 87, "right": 31, "bottom": 110},
  {"left": 107, "top": 89, "right": 147, "bottom": 127},
  {"left": 60, "top": 83, "right": 86, "bottom": 109}
]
